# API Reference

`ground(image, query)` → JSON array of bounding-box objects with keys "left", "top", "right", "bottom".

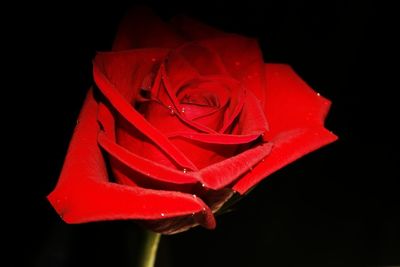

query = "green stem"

[{"left": 138, "top": 230, "right": 161, "bottom": 267}]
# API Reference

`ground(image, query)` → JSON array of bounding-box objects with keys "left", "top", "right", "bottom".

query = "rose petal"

[
  {"left": 98, "top": 132, "right": 199, "bottom": 185},
  {"left": 233, "top": 64, "right": 337, "bottom": 193},
  {"left": 112, "top": 7, "right": 185, "bottom": 51},
  {"left": 93, "top": 61, "right": 198, "bottom": 171},
  {"left": 167, "top": 132, "right": 261, "bottom": 144},
  {"left": 47, "top": 89, "right": 215, "bottom": 230},
  {"left": 199, "top": 142, "right": 274, "bottom": 190},
  {"left": 229, "top": 89, "right": 269, "bottom": 135},
  {"left": 99, "top": 104, "right": 189, "bottom": 187},
  {"left": 159, "top": 65, "right": 218, "bottom": 134},
  {"left": 169, "top": 43, "right": 229, "bottom": 78},
  {"left": 170, "top": 15, "right": 227, "bottom": 40},
  {"left": 195, "top": 37, "right": 266, "bottom": 106},
  {"left": 97, "top": 96, "right": 199, "bottom": 186},
  {"left": 233, "top": 128, "right": 336, "bottom": 194},
  {"left": 140, "top": 188, "right": 234, "bottom": 234},
  {"left": 94, "top": 49, "right": 168, "bottom": 102},
  {"left": 263, "top": 64, "right": 333, "bottom": 136}
]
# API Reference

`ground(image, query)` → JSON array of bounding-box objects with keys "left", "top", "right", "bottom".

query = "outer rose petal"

[
  {"left": 112, "top": 7, "right": 185, "bottom": 51},
  {"left": 233, "top": 64, "right": 337, "bottom": 193},
  {"left": 94, "top": 49, "right": 169, "bottom": 101},
  {"left": 196, "top": 37, "right": 266, "bottom": 106},
  {"left": 170, "top": 16, "right": 227, "bottom": 40},
  {"left": 47, "top": 89, "right": 215, "bottom": 230},
  {"left": 263, "top": 64, "right": 333, "bottom": 135},
  {"left": 170, "top": 16, "right": 267, "bottom": 106}
]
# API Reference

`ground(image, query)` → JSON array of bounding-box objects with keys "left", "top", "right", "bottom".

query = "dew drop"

[
  {"left": 202, "top": 207, "right": 206, "bottom": 211},
  {"left": 183, "top": 168, "right": 187, "bottom": 174},
  {"left": 201, "top": 183, "right": 205, "bottom": 187},
  {"left": 317, "top": 93, "right": 321, "bottom": 96},
  {"left": 161, "top": 213, "right": 165, "bottom": 217},
  {"left": 192, "top": 194, "right": 197, "bottom": 198},
  {"left": 191, "top": 212, "right": 195, "bottom": 216},
  {"left": 181, "top": 107, "right": 185, "bottom": 114},
  {"left": 168, "top": 106, "right": 175, "bottom": 115}
]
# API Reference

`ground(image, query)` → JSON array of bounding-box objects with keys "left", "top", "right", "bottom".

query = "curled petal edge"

[
  {"left": 47, "top": 89, "right": 215, "bottom": 230},
  {"left": 233, "top": 64, "right": 338, "bottom": 193}
]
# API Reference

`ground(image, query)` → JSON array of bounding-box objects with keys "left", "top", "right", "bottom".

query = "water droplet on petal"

[
  {"left": 317, "top": 93, "right": 321, "bottom": 96},
  {"left": 191, "top": 212, "right": 195, "bottom": 216},
  {"left": 201, "top": 183, "right": 206, "bottom": 187},
  {"left": 182, "top": 168, "right": 187, "bottom": 174},
  {"left": 181, "top": 107, "right": 185, "bottom": 114},
  {"left": 202, "top": 207, "right": 206, "bottom": 211},
  {"left": 192, "top": 194, "right": 197, "bottom": 198},
  {"left": 168, "top": 106, "right": 175, "bottom": 115},
  {"left": 161, "top": 213, "right": 165, "bottom": 217}
]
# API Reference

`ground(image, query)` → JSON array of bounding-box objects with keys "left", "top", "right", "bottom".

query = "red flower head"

[{"left": 48, "top": 7, "right": 337, "bottom": 234}]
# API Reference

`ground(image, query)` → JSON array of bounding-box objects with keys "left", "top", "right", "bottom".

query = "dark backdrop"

[{"left": 15, "top": 1, "right": 399, "bottom": 266}]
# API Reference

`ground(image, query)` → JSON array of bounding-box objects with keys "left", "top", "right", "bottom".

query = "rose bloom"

[{"left": 48, "top": 8, "right": 337, "bottom": 234}]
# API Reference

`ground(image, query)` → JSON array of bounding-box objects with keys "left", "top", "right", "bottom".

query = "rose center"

[{"left": 179, "top": 92, "right": 220, "bottom": 108}]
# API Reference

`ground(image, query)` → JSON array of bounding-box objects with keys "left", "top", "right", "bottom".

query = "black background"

[{"left": 14, "top": 0, "right": 399, "bottom": 266}]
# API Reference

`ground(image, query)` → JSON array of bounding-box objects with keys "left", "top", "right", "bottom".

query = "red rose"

[{"left": 48, "top": 8, "right": 337, "bottom": 234}]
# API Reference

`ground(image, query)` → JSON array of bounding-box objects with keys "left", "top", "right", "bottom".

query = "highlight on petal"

[
  {"left": 233, "top": 64, "right": 337, "bottom": 193},
  {"left": 47, "top": 89, "right": 215, "bottom": 231}
]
